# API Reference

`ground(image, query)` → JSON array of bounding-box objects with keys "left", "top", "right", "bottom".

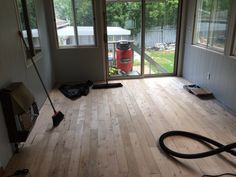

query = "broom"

[{"left": 18, "top": 31, "right": 64, "bottom": 127}]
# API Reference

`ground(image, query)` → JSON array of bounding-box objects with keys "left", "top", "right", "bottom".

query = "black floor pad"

[
  {"left": 92, "top": 83, "right": 123, "bottom": 89},
  {"left": 59, "top": 80, "right": 93, "bottom": 100}
]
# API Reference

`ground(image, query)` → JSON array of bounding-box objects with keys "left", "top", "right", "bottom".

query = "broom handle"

[{"left": 18, "top": 31, "right": 57, "bottom": 114}]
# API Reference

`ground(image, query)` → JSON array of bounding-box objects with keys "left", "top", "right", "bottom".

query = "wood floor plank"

[
  {"left": 37, "top": 132, "right": 59, "bottom": 177},
  {"left": 3, "top": 77, "right": 236, "bottom": 177},
  {"left": 121, "top": 87, "right": 161, "bottom": 174},
  {"left": 88, "top": 129, "right": 98, "bottom": 177},
  {"left": 67, "top": 120, "right": 84, "bottom": 177},
  {"left": 110, "top": 103, "right": 129, "bottom": 174},
  {"left": 130, "top": 132, "right": 152, "bottom": 177}
]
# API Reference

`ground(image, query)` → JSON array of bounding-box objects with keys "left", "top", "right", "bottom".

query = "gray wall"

[
  {"left": 182, "top": 0, "right": 236, "bottom": 112},
  {"left": 0, "top": 0, "right": 54, "bottom": 167},
  {"left": 44, "top": 0, "right": 106, "bottom": 83}
]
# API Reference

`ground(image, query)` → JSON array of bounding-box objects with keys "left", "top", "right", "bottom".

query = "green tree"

[
  {"left": 53, "top": 0, "right": 73, "bottom": 25},
  {"left": 106, "top": 2, "right": 141, "bottom": 34},
  {"left": 52, "top": 0, "right": 179, "bottom": 32},
  {"left": 27, "top": 0, "right": 38, "bottom": 28},
  {"left": 106, "top": 0, "right": 179, "bottom": 35},
  {"left": 75, "top": 0, "right": 94, "bottom": 26},
  {"left": 53, "top": 0, "right": 94, "bottom": 26},
  {"left": 17, "top": 0, "right": 38, "bottom": 29}
]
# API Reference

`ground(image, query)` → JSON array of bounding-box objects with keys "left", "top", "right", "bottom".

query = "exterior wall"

[
  {"left": 0, "top": 0, "right": 54, "bottom": 167},
  {"left": 44, "top": 0, "right": 106, "bottom": 83},
  {"left": 182, "top": 0, "right": 236, "bottom": 112}
]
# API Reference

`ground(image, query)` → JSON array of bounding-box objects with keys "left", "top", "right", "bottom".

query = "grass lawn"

[
  {"left": 118, "top": 49, "right": 175, "bottom": 75},
  {"left": 146, "top": 50, "right": 175, "bottom": 73}
]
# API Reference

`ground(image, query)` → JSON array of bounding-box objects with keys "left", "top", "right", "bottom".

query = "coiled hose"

[
  {"left": 159, "top": 131, "right": 236, "bottom": 176},
  {"left": 159, "top": 131, "right": 236, "bottom": 177},
  {"left": 159, "top": 131, "right": 236, "bottom": 159}
]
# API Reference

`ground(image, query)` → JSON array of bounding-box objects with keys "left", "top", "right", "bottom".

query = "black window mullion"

[
  {"left": 72, "top": 0, "right": 79, "bottom": 46},
  {"left": 21, "top": 0, "right": 35, "bottom": 57}
]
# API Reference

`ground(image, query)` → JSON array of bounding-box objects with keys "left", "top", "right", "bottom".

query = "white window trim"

[{"left": 232, "top": 28, "right": 236, "bottom": 56}]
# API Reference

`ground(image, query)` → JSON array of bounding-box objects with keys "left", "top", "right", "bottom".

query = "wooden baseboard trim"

[{"left": 0, "top": 167, "right": 4, "bottom": 177}]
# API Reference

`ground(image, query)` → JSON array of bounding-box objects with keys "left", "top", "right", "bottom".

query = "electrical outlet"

[{"left": 207, "top": 72, "right": 211, "bottom": 80}]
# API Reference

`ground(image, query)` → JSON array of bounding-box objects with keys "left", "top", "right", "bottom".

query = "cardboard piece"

[
  {"left": 189, "top": 87, "right": 212, "bottom": 96},
  {"left": 183, "top": 84, "right": 213, "bottom": 97}
]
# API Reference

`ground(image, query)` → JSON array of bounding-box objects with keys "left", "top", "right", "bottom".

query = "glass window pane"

[
  {"left": 144, "top": 0, "right": 178, "bottom": 75},
  {"left": 208, "top": 0, "right": 229, "bottom": 50},
  {"left": 194, "top": 0, "right": 212, "bottom": 46},
  {"left": 16, "top": 0, "right": 29, "bottom": 50},
  {"left": 234, "top": 33, "right": 236, "bottom": 56},
  {"left": 194, "top": 0, "right": 230, "bottom": 51},
  {"left": 27, "top": 0, "right": 41, "bottom": 53},
  {"left": 106, "top": 1, "right": 142, "bottom": 77},
  {"left": 53, "top": 0, "right": 76, "bottom": 47},
  {"left": 75, "top": 0, "right": 95, "bottom": 46},
  {"left": 16, "top": 0, "right": 41, "bottom": 56}
]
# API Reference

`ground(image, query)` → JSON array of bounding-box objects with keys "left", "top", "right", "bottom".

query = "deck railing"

[{"left": 108, "top": 41, "right": 168, "bottom": 74}]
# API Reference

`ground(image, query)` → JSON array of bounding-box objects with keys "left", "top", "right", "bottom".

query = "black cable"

[
  {"left": 7, "top": 169, "right": 31, "bottom": 177},
  {"left": 159, "top": 131, "right": 236, "bottom": 159},
  {"left": 159, "top": 131, "right": 236, "bottom": 177},
  {"left": 202, "top": 173, "right": 236, "bottom": 177}
]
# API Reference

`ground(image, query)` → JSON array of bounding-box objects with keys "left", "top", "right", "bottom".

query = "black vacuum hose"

[{"left": 159, "top": 131, "right": 236, "bottom": 159}]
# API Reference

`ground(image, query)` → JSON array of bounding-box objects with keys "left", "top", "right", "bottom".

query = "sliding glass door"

[
  {"left": 105, "top": 0, "right": 180, "bottom": 78},
  {"left": 144, "top": 0, "right": 179, "bottom": 75},
  {"left": 106, "top": 0, "right": 142, "bottom": 77}
]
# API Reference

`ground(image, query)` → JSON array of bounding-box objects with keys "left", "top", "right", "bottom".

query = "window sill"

[
  {"left": 229, "top": 55, "right": 236, "bottom": 60},
  {"left": 191, "top": 44, "right": 225, "bottom": 56},
  {"left": 26, "top": 52, "right": 42, "bottom": 68}
]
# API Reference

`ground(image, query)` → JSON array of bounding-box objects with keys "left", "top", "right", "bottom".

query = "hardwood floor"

[{"left": 4, "top": 77, "right": 236, "bottom": 177}]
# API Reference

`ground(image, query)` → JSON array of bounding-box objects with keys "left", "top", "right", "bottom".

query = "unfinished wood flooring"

[{"left": 4, "top": 77, "right": 236, "bottom": 177}]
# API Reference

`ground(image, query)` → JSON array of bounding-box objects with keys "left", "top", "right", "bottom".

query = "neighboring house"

[
  {"left": 57, "top": 26, "right": 131, "bottom": 46},
  {"left": 22, "top": 26, "right": 131, "bottom": 47}
]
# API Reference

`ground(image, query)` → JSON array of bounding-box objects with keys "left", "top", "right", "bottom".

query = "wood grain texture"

[{"left": 3, "top": 77, "right": 236, "bottom": 177}]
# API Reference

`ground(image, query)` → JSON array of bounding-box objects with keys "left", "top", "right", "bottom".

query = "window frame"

[
  {"left": 232, "top": 24, "right": 236, "bottom": 56},
  {"left": 192, "top": 0, "right": 230, "bottom": 53},
  {"left": 15, "top": 0, "right": 42, "bottom": 61},
  {"left": 52, "top": 0, "right": 97, "bottom": 49}
]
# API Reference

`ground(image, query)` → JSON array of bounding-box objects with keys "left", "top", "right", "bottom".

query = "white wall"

[
  {"left": 0, "top": 0, "right": 54, "bottom": 167},
  {"left": 44, "top": 0, "right": 106, "bottom": 83},
  {"left": 182, "top": 0, "right": 236, "bottom": 112}
]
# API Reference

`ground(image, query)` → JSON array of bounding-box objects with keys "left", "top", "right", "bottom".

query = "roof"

[
  {"left": 56, "top": 19, "right": 69, "bottom": 28},
  {"left": 107, "top": 27, "right": 131, "bottom": 36},
  {"left": 57, "top": 26, "right": 131, "bottom": 36},
  {"left": 23, "top": 26, "right": 131, "bottom": 38}
]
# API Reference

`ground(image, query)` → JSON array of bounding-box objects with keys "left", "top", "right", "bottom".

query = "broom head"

[{"left": 52, "top": 111, "right": 64, "bottom": 127}]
